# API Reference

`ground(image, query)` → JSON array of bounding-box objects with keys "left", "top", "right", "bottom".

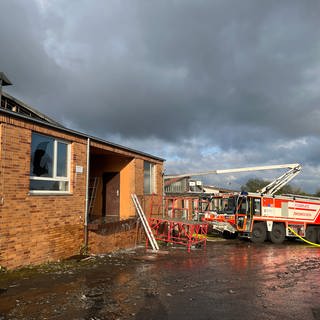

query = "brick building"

[{"left": 0, "top": 87, "right": 164, "bottom": 269}]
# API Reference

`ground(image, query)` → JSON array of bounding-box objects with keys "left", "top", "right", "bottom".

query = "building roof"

[
  {"left": 164, "top": 176, "right": 190, "bottom": 187},
  {"left": 2, "top": 92, "right": 64, "bottom": 127},
  {"left": 203, "top": 185, "right": 239, "bottom": 193},
  {"left": 0, "top": 72, "right": 12, "bottom": 86},
  {"left": 0, "top": 91, "right": 165, "bottom": 162}
]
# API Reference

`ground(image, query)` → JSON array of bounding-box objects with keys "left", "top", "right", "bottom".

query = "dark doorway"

[{"left": 102, "top": 172, "right": 120, "bottom": 221}]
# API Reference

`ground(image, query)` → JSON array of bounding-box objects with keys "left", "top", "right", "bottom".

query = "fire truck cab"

[{"left": 233, "top": 192, "right": 320, "bottom": 244}]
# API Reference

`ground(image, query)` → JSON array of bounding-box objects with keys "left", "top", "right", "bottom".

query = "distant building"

[
  {"left": 163, "top": 176, "right": 235, "bottom": 220},
  {"left": 164, "top": 176, "right": 236, "bottom": 195},
  {"left": 164, "top": 176, "right": 204, "bottom": 194}
]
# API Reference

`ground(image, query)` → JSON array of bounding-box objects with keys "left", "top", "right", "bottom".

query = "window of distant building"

[
  {"left": 144, "top": 161, "right": 156, "bottom": 194},
  {"left": 30, "top": 132, "right": 70, "bottom": 193}
]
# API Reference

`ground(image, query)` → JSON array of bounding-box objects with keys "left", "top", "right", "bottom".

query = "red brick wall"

[
  {"left": 137, "top": 159, "right": 164, "bottom": 217},
  {"left": 88, "top": 229, "right": 138, "bottom": 254},
  {"left": 0, "top": 120, "right": 88, "bottom": 269}
]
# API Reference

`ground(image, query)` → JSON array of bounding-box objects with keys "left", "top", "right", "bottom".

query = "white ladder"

[{"left": 131, "top": 194, "right": 159, "bottom": 251}]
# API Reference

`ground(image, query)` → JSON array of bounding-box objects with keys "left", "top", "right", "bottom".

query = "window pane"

[
  {"left": 57, "top": 142, "right": 68, "bottom": 177},
  {"left": 144, "top": 162, "right": 151, "bottom": 194},
  {"left": 30, "top": 180, "right": 68, "bottom": 191},
  {"left": 30, "top": 133, "right": 54, "bottom": 177},
  {"left": 144, "top": 162, "right": 156, "bottom": 194}
]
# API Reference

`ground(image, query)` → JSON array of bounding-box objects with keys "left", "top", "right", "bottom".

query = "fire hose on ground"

[{"left": 288, "top": 226, "right": 320, "bottom": 247}]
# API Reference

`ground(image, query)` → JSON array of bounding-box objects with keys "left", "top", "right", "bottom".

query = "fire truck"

[
  {"left": 216, "top": 190, "right": 320, "bottom": 244},
  {"left": 166, "top": 163, "right": 320, "bottom": 244}
]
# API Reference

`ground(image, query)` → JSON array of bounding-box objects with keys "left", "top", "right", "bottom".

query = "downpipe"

[{"left": 84, "top": 138, "right": 90, "bottom": 252}]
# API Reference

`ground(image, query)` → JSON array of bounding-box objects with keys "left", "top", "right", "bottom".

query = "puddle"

[{"left": 0, "top": 241, "right": 319, "bottom": 319}]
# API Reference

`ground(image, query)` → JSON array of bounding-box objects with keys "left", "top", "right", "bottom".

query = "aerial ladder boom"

[
  {"left": 259, "top": 164, "right": 301, "bottom": 195},
  {"left": 166, "top": 163, "right": 301, "bottom": 196}
]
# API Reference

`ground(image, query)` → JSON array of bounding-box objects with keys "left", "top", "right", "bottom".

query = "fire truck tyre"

[
  {"left": 269, "top": 223, "right": 285, "bottom": 244},
  {"left": 222, "top": 231, "right": 238, "bottom": 239},
  {"left": 222, "top": 231, "right": 231, "bottom": 239},
  {"left": 305, "top": 226, "right": 317, "bottom": 243},
  {"left": 317, "top": 228, "right": 320, "bottom": 244},
  {"left": 251, "top": 223, "right": 267, "bottom": 243}
]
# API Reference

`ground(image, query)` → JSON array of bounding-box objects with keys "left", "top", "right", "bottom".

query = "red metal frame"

[{"left": 148, "top": 217, "right": 208, "bottom": 252}]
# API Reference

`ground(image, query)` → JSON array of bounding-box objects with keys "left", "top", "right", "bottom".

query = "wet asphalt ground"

[{"left": 0, "top": 238, "right": 319, "bottom": 320}]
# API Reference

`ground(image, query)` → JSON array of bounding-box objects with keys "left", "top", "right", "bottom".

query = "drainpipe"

[
  {"left": 0, "top": 77, "right": 2, "bottom": 108},
  {"left": 84, "top": 138, "right": 90, "bottom": 251},
  {"left": 162, "top": 170, "right": 165, "bottom": 218}
]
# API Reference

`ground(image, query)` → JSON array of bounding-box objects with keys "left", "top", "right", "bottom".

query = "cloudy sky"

[{"left": 1, "top": 0, "right": 320, "bottom": 192}]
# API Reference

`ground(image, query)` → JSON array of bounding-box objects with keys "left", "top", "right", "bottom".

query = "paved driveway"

[{"left": 0, "top": 239, "right": 319, "bottom": 319}]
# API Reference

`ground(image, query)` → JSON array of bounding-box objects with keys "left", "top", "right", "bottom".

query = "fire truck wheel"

[
  {"left": 251, "top": 223, "right": 267, "bottom": 243},
  {"left": 222, "top": 231, "right": 238, "bottom": 239},
  {"left": 306, "top": 226, "right": 317, "bottom": 243},
  {"left": 269, "top": 223, "right": 285, "bottom": 244},
  {"left": 317, "top": 228, "right": 320, "bottom": 244}
]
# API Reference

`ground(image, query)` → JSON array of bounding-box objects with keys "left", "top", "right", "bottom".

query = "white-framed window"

[
  {"left": 30, "top": 132, "right": 70, "bottom": 193},
  {"left": 144, "top": 161, "right": 156, "bottom": 194}
]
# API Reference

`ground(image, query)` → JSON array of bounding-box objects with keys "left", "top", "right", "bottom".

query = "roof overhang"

[{"left": 0, "top": 72, "right": 12, "bottom": 86}]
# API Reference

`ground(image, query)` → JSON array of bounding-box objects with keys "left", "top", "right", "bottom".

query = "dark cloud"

[
  {"left": 0, "top": 1, "right": 66, "bottom": 104},
  {"left": 1, "top": 0, "right": 320, "bottom": 192}
]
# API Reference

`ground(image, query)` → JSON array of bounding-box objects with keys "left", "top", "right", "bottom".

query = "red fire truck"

[
  {"left": 166, "top": 163, "right": 320, "bottom": 244},
  {"left": 214, "top": 191, "right": 320, "bottom": 244}
]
